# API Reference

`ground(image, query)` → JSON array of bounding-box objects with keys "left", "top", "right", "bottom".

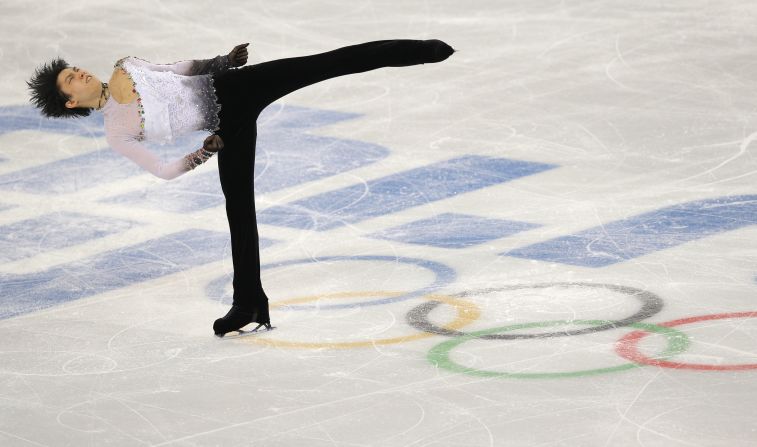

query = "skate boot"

[{"left": 213, "top": 305, "right": 271, "bottom": 337}]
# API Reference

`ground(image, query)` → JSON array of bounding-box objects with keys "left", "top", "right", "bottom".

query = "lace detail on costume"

[
  {"left": 184, "top": 147, "right": 216, "bottom": 171},
  {"left": 116, "top": 56, "right": 223, "bottom": 145}
]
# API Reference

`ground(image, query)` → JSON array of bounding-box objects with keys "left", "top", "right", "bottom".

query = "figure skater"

[{"left": 27, "top": 39, "right": 455, "bottom": 337}]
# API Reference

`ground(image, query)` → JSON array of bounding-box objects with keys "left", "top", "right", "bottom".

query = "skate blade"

[{"left": 215, "top": 325, "right": 276, "bottom": 339}]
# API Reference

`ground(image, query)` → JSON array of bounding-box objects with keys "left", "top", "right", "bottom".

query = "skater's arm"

[
  {"left": 126, "top": 43, "right": 249, "bottom": 76},
  {"left": 127, "top": 55, "right": 231, "bottom": 76},
  {"left": 106, "top": 133, "right": 218, "bottom": 180}
]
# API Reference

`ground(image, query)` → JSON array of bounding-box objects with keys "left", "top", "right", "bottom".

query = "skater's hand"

[
  {"left": 228, "top": 43, "right": 249, "bottom": 67},
  {"left": 203, "top": 134, "right": 224, "bottom": 152}
]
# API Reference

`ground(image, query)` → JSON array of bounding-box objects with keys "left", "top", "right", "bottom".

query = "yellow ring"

[{"left": 243, "top": 291, "right": 480, "bottom": 349}]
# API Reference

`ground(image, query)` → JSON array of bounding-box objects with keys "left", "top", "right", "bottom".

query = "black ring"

[{"left": 407, "top": 282, "right": 664, "bottom": 340}]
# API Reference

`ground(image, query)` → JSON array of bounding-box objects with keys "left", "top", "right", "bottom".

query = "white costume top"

[{"left": 102, "top": 55, "right": 229, "bottom": 179}]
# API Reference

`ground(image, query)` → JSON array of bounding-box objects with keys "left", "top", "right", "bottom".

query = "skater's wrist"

[{"left": 183, "top": 146, "right": 216, "bottom": 171}]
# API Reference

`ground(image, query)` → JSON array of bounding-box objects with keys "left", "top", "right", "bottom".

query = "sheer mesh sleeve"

[
  {"left": 106, "top": 133, "right": 216, "bottom": 180},
  {"left": 125, "top": 55, "right": 231, "bottom": 76},
  {"left": 106, "top": 132, "right": 191, "bottom": 180}
]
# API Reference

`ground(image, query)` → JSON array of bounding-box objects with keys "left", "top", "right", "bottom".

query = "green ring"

[{"left": 427, "top": 320, "right": 689, "bottom": 379}]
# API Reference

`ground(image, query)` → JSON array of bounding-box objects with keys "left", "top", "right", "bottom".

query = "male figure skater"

[{"left": 27, "top": 39, "right": 455, "bottom": 336}]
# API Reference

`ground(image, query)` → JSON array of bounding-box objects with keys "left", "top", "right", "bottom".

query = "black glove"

[
  {"left": 203, "top": 134, "right": 224, "bottom": 152},
  {"left": 228, "top": 43, "right": 250, "bottom": 67}
]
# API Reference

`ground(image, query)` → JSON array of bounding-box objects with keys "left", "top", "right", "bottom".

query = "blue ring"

[{"left": 206, "top": 255, "right": 456, "bottom": 310}]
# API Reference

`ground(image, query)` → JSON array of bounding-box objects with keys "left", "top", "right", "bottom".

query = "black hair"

[{"left": 27, "top": 58, "right": 92, "bottom": 118}]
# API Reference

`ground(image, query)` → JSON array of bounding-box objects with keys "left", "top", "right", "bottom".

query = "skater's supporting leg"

[{"left": 214, "top": 120, "right": 269, "bottom": 325}]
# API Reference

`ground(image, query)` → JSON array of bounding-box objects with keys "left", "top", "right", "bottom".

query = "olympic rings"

[
  {"left": 616, "top": 312, "right": 757, "bottom": 371},
  {"left": 242, "top": 291, "right": 480, "bottom": 349},
  {"left": 205, "top": 257, "right": 756, "bottom": 376},
  {"left": 206, "top": 255, "right": 456, "bottom": 310},
  {"left": 408, "top": 283, "right": 663, "bottom": 340},
  {"left": 427, "top": 320, "right": 690, "bottom": 379}
]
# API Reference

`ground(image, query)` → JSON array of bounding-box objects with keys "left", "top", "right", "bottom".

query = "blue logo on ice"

[{"left": 506, "top": 195, "right": 757, "bottom": 267}]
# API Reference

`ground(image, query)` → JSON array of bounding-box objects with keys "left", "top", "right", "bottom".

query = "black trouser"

[{"left": 211, "top": 40, "right": 451, "bottom": 323}]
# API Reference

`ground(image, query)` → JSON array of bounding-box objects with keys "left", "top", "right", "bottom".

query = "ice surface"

[{"left": 1, "top": 0, "right": 757, "bottom": 445}]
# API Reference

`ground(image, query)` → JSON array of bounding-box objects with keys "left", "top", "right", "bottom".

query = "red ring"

[{"left": 616, "top": 312, "right": 757, "bottom": 371}]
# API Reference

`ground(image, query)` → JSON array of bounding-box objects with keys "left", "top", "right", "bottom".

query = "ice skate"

[{"left": 213, "top": 305, "right": 273, "bottom": 338}]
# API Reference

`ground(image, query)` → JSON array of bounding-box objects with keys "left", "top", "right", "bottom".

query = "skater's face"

[{"left": 57, "top": 66, "right": 102, "bottom": 109}]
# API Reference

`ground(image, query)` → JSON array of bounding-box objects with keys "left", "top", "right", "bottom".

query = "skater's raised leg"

[{"left": 237, "top": 39, "right": 455, "bottom": 118}]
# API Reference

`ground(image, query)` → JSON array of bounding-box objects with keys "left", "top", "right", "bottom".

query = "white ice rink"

[{"left": 2, "top": 0, "right": 757, "bottom": 445}]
